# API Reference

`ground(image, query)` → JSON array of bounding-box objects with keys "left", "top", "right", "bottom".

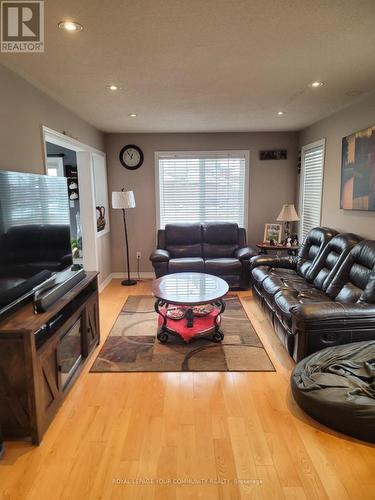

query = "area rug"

[{"left": 90, "top": 296, "right": 275, "bottom": 372}]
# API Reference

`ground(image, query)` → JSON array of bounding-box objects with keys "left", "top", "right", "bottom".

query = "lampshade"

[
  {"left": 112, "top": 190, "right": 136, "bottom": 209},
  {"left": 277, "top": 203, "right": 299, "bottom": 222}
]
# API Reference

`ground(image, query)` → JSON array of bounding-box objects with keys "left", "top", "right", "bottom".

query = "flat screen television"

[{"left": 0, "top": 170, "right": 72, "bottom": 318}]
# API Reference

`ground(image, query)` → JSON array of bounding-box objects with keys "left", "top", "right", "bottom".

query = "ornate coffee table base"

[{"left": 154, "top": 299, "right": 226, "bottom": 343}]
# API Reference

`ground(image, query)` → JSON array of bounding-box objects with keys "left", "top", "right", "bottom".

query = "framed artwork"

[
  {"left": 264, "top": 223, "right": 282, "bottom": 243},
  {"left": 341, "top": 124, "right": 375, "bottom": 211}
]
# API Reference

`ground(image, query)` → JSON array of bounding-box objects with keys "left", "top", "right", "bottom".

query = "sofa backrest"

[
  {"left": 202, "top": 222, "right": 240, "bottom": 258},
  {"left": 297, "top": 227, "right": 337, "bottom": 279},
  {"left": 163, "top": 223, "right": 202, "bottom": 258},
  {"left": 326, "top": 240, "right": 375, "bottom": 303},
  {"left": 308, "top": 233, "right": 363, "bottom": 291}
]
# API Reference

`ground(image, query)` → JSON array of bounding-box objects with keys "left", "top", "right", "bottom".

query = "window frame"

[
  {"left": 299, "top": 138, "right": 326, "bottom": 240},
  {"left": 154, "top": 150, "right": 250, "bottom": 230}
]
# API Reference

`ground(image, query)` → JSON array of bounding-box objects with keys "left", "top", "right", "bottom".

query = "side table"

[{"left": 256, "top": 243, "right": 299, "bottom": 256}]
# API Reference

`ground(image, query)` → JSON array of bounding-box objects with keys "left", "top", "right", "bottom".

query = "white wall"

[
  {"left": 0, "top": 64, "right": 112, "bottom": 284},
  {"left": 299, "top": 92, "right": 375, "bottom": 239},
  {"left": 105, "top": 132, "right": 298, "bottom": 273}
]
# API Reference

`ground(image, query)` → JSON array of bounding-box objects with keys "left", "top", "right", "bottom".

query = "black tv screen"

[{"left": 0, "top": 170, "right": 72, "bottom": 314}]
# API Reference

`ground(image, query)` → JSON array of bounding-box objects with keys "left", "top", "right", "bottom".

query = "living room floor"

[{"left": 1, "top": 280, "right": 374, "bottom": 500}]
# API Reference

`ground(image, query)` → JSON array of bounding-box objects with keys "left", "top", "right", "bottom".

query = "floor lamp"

[{"left": 112, "top": 189, "right": 137, "bottom": 286}]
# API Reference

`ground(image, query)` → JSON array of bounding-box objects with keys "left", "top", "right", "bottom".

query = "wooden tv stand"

[{"left": 0, "top": 272, "right": 100, "bottom": 445}]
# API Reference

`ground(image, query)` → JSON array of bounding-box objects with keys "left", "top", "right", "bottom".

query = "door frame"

[{"left": 41, "top": 126, "right": 108, "bottom": 273}]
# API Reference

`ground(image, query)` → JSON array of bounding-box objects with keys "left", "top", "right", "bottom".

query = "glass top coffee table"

[{"left": 151, "top": 272, "right": 229, "bottom": 343}]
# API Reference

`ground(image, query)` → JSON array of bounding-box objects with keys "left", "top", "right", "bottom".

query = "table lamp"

[
  {"left": 277, "top": 203, "right": 300, "bottom": 241},
  {"left": 112, "top": 189, "right": 137, "bottom": 286}
]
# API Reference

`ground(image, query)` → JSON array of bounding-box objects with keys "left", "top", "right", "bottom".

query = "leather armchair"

[{"left": 150, "top": 222, "right": 257, "bottom": 289}]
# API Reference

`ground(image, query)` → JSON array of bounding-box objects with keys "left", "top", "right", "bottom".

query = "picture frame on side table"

[{"left": 264, "top": 223, "right": 282, "bottom": 243}]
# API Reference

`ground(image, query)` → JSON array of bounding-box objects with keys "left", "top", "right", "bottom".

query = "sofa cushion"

[
  {"left": 274, "top": 288, "right": 330, "bottom": 330},
  {"left": 202, "top": 222, "right": 239, "bottom": 258},
  {"left": 205, "top": 258, "right": 242, "bottom": 276},
  {"left": 165, "top": 223, "right": 202, "bottom": 258},
  {"left": 296, "top": 227, "right": 337, "bottom": 279},
  {"left": 308, "top": 233, "right": 362, "bottom": 291},
  {"left": 326, "top": 240, "right": 375, "bottom": 303},
  {"left": 168, "top": 257, "right": 204, "bottom": 273}
]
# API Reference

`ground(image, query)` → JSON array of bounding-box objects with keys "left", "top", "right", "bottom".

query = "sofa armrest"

[
  {"left": 234, "top": 247, "right": 257, "bottom": 261},
  {"left": 250, "top": 254, "right": 297, "bottom": 270},
  {"left": 150, "top": 249, "right": 170, "bottom": 263},
  {"left": 291, "top": 301, "right": 375, "bottom": 331}
]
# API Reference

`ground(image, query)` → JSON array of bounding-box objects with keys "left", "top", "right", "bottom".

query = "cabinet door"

[
  {"left": 85, "top": 294, "right": 100, "bottom": 355},
  {"left": 35, "top": 336, "right": 62, "bottom": 442}
]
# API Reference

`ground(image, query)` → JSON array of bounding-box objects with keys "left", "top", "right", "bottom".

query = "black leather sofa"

[
  {"left": 0, "top": 224, "right": 72, "bottom": 278},
  {"left": 150, "top": 222, "right": 257, "bottom": 288},
  {"left": 251, "top": 227, "right": 375, "bottom": 361}
]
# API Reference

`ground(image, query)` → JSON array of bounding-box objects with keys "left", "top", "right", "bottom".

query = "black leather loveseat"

[
  {"left": 150, "top": 222, "right": 257, "bottom": 288},
  {"left": 251, "top": 227, "right": 375, "bottom": 362}
]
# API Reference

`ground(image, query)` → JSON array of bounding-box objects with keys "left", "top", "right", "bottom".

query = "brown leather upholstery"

[
  {"left": 250, "top": 228, "right": 373, "bottom": 361},
  {"left": 150, "top": 222, "right": 257, "bottom": 288}
]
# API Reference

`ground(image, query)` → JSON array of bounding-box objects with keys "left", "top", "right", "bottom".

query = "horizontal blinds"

[
  {"left": 157, "top": 153, "right": 246, "bottom": 228},
  {"left": 300, "top": 144, "right": 324, "bottom": 240},
  {"left": 0, "top": 171, "right": 70, "bottom": 231}
]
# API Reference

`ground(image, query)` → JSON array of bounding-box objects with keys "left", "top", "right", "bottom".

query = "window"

[
  {"left": 299, "top": 139, "right": 325, "bottom": 240},
  {"left": 155, "top": 151, "right": 249, "bottom": 228}
]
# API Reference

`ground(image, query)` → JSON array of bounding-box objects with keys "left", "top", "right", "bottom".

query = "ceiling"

[{"left": 1, "top": 0, "right": 375, "bottom": 133}]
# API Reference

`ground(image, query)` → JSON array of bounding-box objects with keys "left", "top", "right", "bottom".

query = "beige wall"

[
  {"left": 0, "top": 64, "right": 104, "bottom": 172},
  {"left": 0, "top": 64, "right": 111, "bottom": 283},
  {"left": 299, "top": 92, "right": 375, "bottom": 239},
  {"left": 106, "top": 132, "right": 298, "bottom": 273}
]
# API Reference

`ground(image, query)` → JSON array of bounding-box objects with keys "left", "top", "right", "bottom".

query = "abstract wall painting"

[{"left": 341, "top": 124, "right": 375, "bottom": 211}]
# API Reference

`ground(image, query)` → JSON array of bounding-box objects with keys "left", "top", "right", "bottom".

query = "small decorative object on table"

[{"left": 152, "top": 272, "right": 229, "bottom": 343}]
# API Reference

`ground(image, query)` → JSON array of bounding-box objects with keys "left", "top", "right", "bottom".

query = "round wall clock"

[{"left": 119, "top": 144, "right": 144, "bottom": 170}]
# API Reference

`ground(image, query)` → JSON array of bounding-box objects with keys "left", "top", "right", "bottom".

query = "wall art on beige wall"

[{"left": 341, "top": 124, "right": 375, "bottom": 211}]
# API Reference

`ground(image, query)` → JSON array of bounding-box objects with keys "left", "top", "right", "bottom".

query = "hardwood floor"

[{"left": 1, "top": 279, "right": 374, "bottom": 500}]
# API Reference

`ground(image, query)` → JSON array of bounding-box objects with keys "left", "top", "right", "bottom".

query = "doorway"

[
  {"left": 46, "top": 142, "right": 83, "bottom": 264},
  {"left": 42, "top": 127, "right": 110, "bottom": 276}
]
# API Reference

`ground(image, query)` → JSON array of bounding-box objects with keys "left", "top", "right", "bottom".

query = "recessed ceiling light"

[
  {"left": 106, "top": 84, "right": 119, "bottom": 91},
  {"left": 277, "top": 111, "right": 285, "bottom": 116},
  {"left": 309, "top": 81, "right": 324, "bottom": 88},
  {"left": 58, "top": 21, "right": 83, "bottom": 32},
  {"left": 129, "top": 113, "right": 137, "bottom": 117}
]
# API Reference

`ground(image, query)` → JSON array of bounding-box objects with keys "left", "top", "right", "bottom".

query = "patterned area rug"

[{"left": 90, "top": 295, "right": 275, "bottom": 372}]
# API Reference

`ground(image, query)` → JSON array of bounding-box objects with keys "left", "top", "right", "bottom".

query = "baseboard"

[
  {"left": 111, "top": 272, "right": 154, "bottom": 279},
  {"left": 99, "top": 272, "right": 154, "bottom": 292},
  {"left": 98, "top": 273, "right": 113, "bottom": 293}
]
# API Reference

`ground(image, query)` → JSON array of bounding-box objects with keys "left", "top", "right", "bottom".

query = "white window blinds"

[
  {"left": 299, "top": 140, "right": 325, "bottom": 241},
  {"left": 156, "top": 151, "right": 248, "bottom": 228}
]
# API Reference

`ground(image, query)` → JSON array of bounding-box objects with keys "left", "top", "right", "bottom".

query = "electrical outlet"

[{"left": 136, "top": 251, "right": 141, "bottom": 260}]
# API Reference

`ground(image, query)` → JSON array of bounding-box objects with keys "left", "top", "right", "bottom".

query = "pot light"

[
  {"left": 106, "top": 84, "right": 119, "bottom": 91},
  {"left": 58, "top": 21, "right": 83, "bottom": 32},
  {"left": 277, "top": 111, "right": 285, "bottom": 116},
  {"left": 129, "top": 113, "right": 137, "bottom": 117},
  {"left": 309, "top": 81, "right": 324, "bottom": 88}
]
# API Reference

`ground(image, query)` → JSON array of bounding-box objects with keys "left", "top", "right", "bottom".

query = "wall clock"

[{"left": 119, "top": 144, "right": 144, "bottom": 170}]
